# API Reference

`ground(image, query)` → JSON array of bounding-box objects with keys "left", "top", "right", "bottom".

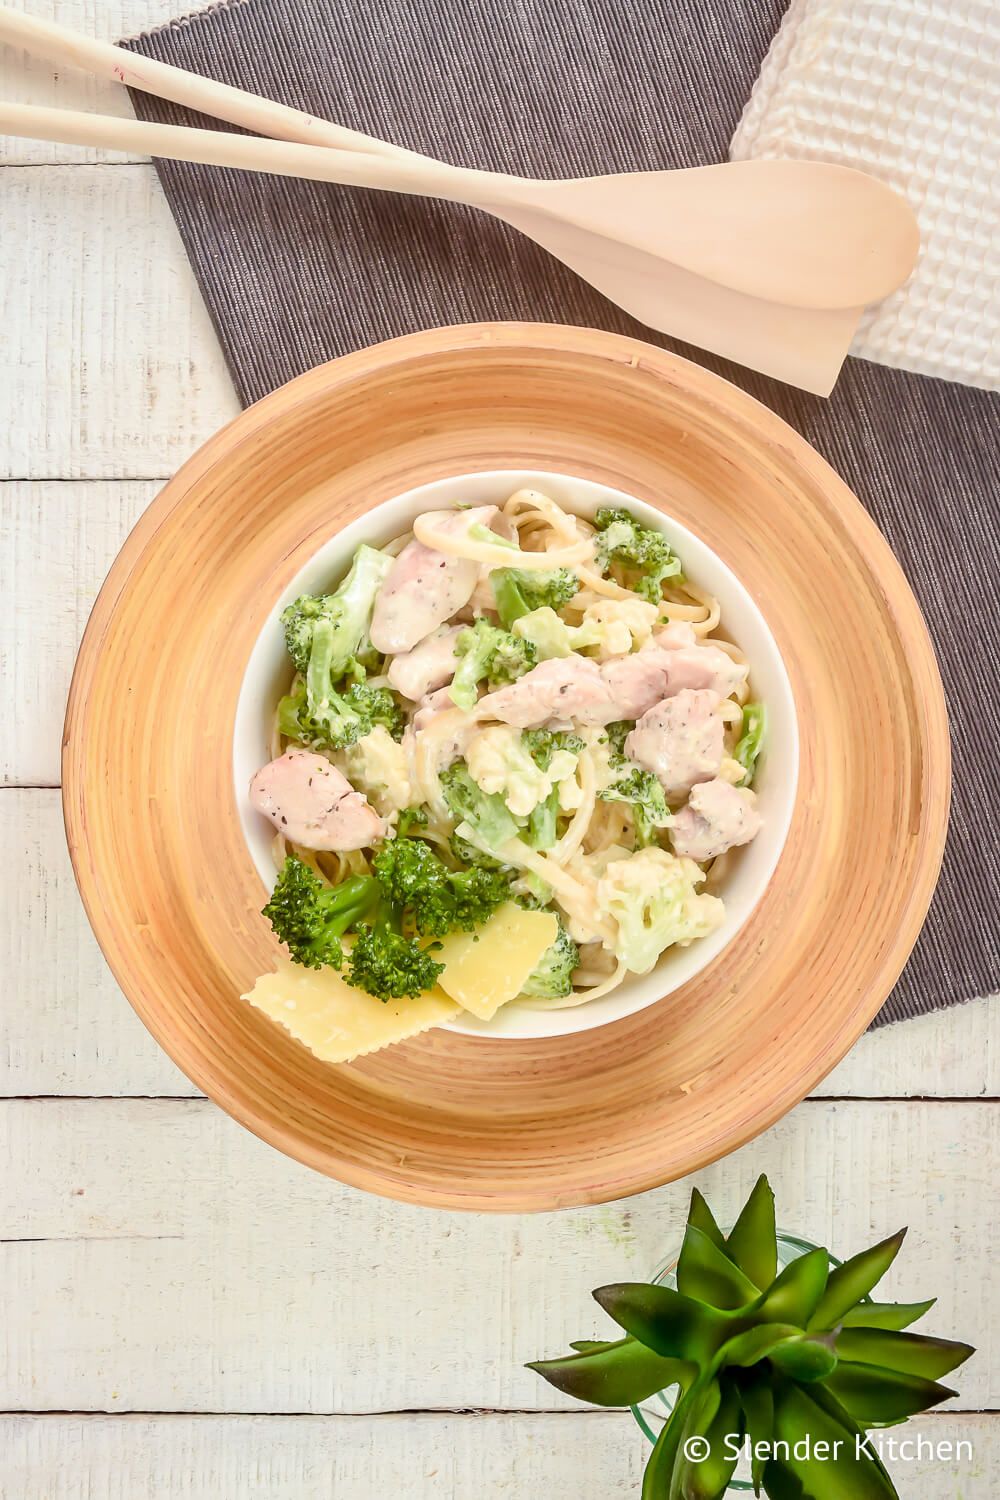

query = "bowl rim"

[
  {"left": 61, "top": 322, "right": 950, "bottom": 1211},
  {"left": 234, "top": 464, "right": 801, "bottom": 1040}
]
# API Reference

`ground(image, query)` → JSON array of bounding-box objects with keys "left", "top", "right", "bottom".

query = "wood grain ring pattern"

[{"left": 62, "top": 323, "right": 950, "bottom": 1211}]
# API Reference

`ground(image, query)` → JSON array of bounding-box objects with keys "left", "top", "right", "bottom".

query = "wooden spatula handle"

[
  {"left": 0, "top": 5, "right": 423, "bottom": 165},
  {"left": 0, "top": 100, "right": 530, "bottom": 209}
]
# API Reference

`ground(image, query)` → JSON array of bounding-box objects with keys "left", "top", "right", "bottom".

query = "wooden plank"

[
  {"left": 0, "top": 1413, "right": 996, "bottom": 1498},
  {"left": 820, "top": 994, "right": 999, "bottom": 1098},
  {"left": 0, "top": 790, "right": 195, "bottom": 1097},
  {"left": 0, "top": 0, "right": 219, "bottom": 167},
  {"left": 0, "top": 483, "right": 157, "bottom": 786},
  {"left": 0, "top": 167, "right": 238, "bottom": 481},
  {"left": 0, "top": 1097, "right": 993, "bottom": 1412},
  {"left": 2, "top": 789, "right": 998, "bottom": 1098}
]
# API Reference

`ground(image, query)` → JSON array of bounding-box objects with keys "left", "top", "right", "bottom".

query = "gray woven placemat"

[{"left": 124, "top": 0, "right": 998, "bottom": 1028}]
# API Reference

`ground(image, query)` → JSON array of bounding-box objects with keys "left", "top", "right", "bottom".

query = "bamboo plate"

[{"left": 63, "top": 323, "right": 949, "bottom": 1212}]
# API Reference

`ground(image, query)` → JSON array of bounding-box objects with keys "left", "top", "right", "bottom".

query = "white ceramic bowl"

[{"left": 234, "top": 469, "right": 799, "bottom": 1040}]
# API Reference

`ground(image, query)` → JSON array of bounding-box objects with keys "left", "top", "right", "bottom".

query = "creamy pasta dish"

[{"left": 244, "top": 488, "right": 765, "bottom": 1056}]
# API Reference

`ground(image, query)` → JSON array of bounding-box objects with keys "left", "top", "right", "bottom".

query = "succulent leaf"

[
  {"left": 527, "top": 1336, "right": 692, "bottom": 1408},
  {"left": 755, "top": 1248, "right": 830, "bottom": 1327},
  {"left": 739, "top": 1378, "right": 774, "bottom": 1495},
  {"left": 726, "top": 1177, "right": 777, "bottom": 1291},
  {"left": 568, "top": 1339, "right": 614, "bottom": 1353},
  {"left": 824, "top": 1361, "right": 957, "bottom": 1424},
  {"left": 677, "top": 1377, "right": 724, "bottom": 1498},
  {"left": 772, "top": 1381, "right": 899, "bottom": 1499},
  {"left": 835, "top": 1327, "right": 974, "bottom": 1380},
  {"left": 679, "top": 1377, "right": 744, "bottom": 1500},
  {"left": 840, "top": 1298, "right": 935, "bottom": 1331},
  {"left": 808, "top": 1230, "right": 906, "bottom": 1330},
  {"left": 768, "top": 1335, "right": 839, "bottom": 1383},
  {"left": 801, "top": 1382, "right": 903, "bottom": 1495},
  {"left": 720, "top": 1325, "right": 805, "bottom": 1368},
  {"left": 594, "top": 1283, "right": 733, "bottom": 1363},
  {"left": 642, "top": 1373, "right": 714, "bottom": 1500},
  {"left": 760, "top": 1460, "right": 806, "bottom": 1500},
  {"left": 678, "top": 1225, "right": 760, "bottom": 1310},
  {"left": 687, "top": 1188, "right": 728, "bottom": 1253}
]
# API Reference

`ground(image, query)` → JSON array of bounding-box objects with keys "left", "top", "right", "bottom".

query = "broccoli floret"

[
  {"left": 490, "top": 567, "right": 581, "bottom": 628},
  {"left": 522, "top": 728, "right": 585, "bottom": 771},
  {"left": 449, "top": 832, "right": 515, "bottom": 875},
  {"left": 372, "top": 836, "right": 442, "bottom": 906},
  {"left": 281, "top": 544, "right": 393, "bottom": 676},
  {"left": 440, "top": 763, "right": 521, "bottom": 853},
  {"left": 373, "top": 837, "right": 508, "bottom": 938},
  {"left": 397, "top": 805, "right": 429, "bottom": 838},
  {"left": 448, "top": 619, "right": 537, "bottom": 710},
  {"left": 734, "top": 702, "right": 766, "bottom": 785},
  {"left": 275, "top": 684, "right": 360, "bottom": 750},
  {"left": 512, "top": 873, "right": 554, "bottom": 909},
  {"left": 526, "top": 785, "right": 560, "bottom": 851},
  {"left": 603, "top": 721, "right": 632, "bottom": 769},
  {"left": 599, "top": 767, "right": 671, "bottom": 847},
  {"left": 520, "top": 920, "right": 579, "bottom": 999},
  {"left": 344, "top": 682, "right": 405, "bottom": 741},
  {"left": 278, "top": 679, "right": 402, "bottom": 752},
  {"left": 262, "top": 851, "right": 452, "bottom": 999},
  {"left": 262, "top": 857, "right": 377, "bottom": 970},
  {"left": 594, "top": 507, "right": 683, "bottom": 604},
  {"left": 278, "top": 550, "right": 398, "bottom": 750},
  {"left": 438, "top": 866, "right": 509, "bottom": 932},
  {"left": 345, "top": 901, "right": 445, "bottom": 1001}
]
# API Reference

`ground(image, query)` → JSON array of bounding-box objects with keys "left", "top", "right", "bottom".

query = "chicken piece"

[
  {"left": 465, "top": 569, "right": 500, "bottom": 618},
  {"left": 412, "top": 685, "right": 460, "bottom": 734},
  {"left": 478, "top": 657, "right": 611, "bottom": 728},
  {"left": 665, "top": 644, "right": 747, "bottom": 700},
  {"left": 669, "top": 777, "right": 763, "bottom": 861},
  {"left": 598, "top": 652, "right": 674, "bottom": 721},
  {"left": 387, "top": 626, "right": 463, "bottom": 701},
  {"left": 407, "top": 687, "right": 478, "bottom": 772},
  {"left": 480, "top": 649, "right": 683, "bottom": 728},
  {"left": 249, "top": 749, "right": 386, "bottom": 851},
  {"left": 653, "top": 621, "right": 698, "bottom": 649},
  {"left": 626, "top": 689, "right": 724, "bottom": 799},
  {"left": 369, "top": 538, "right": 474, "bottom": 654},
  {"left": 370, "top": 505, "right": 499, "bottom": 654},
  {"left": 648, "top": 624, "right": 748, "bottom": 700}
]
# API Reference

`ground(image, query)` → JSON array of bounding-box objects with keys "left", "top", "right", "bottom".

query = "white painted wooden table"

[{"left": 1, "top": 4, "right": 997, "bottom": 1494}]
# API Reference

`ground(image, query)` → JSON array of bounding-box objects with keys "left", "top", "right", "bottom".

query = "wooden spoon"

[
  {"left": 0, "top": 8, "right": 918, "bottom": 311},
  {"left": 0, "top": 98, "right": 864, "bottom": 393}
]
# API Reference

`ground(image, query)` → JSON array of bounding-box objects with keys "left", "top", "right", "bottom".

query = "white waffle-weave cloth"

[{"left": 732, "top": 0, "right": 999, "bottom": 391}]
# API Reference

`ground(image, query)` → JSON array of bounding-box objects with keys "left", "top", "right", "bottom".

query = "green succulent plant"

[{"left": 529, "top": 1177, "right": 973, "bottom": 1499}]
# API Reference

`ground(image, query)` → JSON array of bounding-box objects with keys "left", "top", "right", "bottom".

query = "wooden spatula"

[
  {"left": 0, "top": 97, "right": 865, "bottom": 393},
  {"left": 0, "top": 6, "right": 918, "bottom": 313},
  {"left": 0, "top": 12, "right": 882, "bottom": 392}
]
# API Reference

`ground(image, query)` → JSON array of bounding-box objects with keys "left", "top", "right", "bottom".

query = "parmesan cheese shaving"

[
  {"left": 245, "top": 961, "right": 459, "bottom": 1063},
  {"left": 434, "top": 902, "right": 559, "bottom": 1019}
]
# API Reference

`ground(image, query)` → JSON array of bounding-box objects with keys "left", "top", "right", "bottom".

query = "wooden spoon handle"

[
  {"left": 0, "top": 100, "right": 525, "bottom": 208},
  {"left": 0, "top": 5, "right": 427, "bottom": 166}
]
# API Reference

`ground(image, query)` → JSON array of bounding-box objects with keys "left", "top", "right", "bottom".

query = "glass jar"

[{"left": 631, "top": 1231, "right": 834, "bottom": 1495}]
